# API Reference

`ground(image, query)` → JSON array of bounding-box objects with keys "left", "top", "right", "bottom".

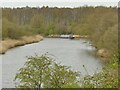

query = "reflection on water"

[{"left": 1, "top": 38, "right": 103, "bottom": 88}]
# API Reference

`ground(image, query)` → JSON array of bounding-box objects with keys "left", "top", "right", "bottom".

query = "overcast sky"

[{"left": 0, "top": 0, "right": 119, "bottom": 8}]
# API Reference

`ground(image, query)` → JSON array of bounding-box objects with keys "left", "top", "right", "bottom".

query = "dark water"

[{"left": 1, "top": 38, "right": 103, "bottom": 88}]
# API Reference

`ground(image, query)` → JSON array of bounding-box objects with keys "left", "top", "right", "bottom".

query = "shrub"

[
  {"left": 80, "top": 58, "right": 118, "bottom": 88},
  {"left": 14, "top": 54, "right": 80, "bottom": 88}
]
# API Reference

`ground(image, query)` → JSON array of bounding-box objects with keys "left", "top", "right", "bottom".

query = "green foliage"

[
  {"left": 71, "top": 23, "right": 90, "bottom": 35},
  {"left": 80, "top": 58, "right": 118, "bottom": 88},
  {"left": 2, "top": 18, "right": 39, "bottom": 39},
  {"left": 30, "top": 14, "right": 44, "bottom": 28},
  {"left": 97, "top": 24, "right": 118, "bottom": 55},
  {"left": 14, "top": 54, "right": 53, "bottom": 88},
  {"left": 2, "top": 18, "right": 23, "bottom": 39},
  {"left": 14, "top": 54, "right": 118, "bottom": 88},
  {"left": 2, "top": 7, "right": 117, "bottom": 37},
  {"left": 44, "top": 63, "right": 80, "bottom": 88},
  {"left": 14, "top": 54, "right": 80, "bottom": 88}
]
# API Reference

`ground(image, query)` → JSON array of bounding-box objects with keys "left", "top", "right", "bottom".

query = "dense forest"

[{"left": 2, "top": 6, "right": 118, "bottom": 61}]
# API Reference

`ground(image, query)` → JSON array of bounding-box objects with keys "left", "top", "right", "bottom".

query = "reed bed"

[{"left": 0, "top": 35, "right": 43, "bottom": 54}]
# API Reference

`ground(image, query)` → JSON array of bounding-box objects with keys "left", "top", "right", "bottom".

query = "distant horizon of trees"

[{"left": 2, "top": 5, "right": 117, "bottom": 9}]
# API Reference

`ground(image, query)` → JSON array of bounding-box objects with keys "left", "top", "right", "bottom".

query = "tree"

[
  {"left": 14, "top": 54, "right": 80, "bottom": 88},
  {"left": 44, "top": 63, "right": 80, "bottom": 88},
  {"left": 30, "top": 14, "right": 44, "bottom": 28},
  {"left": 14, "top": 54, "right": 53, "bottom": 88}
]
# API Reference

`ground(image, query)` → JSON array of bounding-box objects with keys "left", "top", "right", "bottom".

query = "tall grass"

[{"left": 0, "top": 35, "right": 43, "bottom": 54}]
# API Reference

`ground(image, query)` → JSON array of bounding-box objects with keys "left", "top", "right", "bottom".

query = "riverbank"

[
  {"left": 0, "top": 35, "right": 43, "bottom": 54},
  {"left": 47, "top": 34, "right": 88, "bottom": 39}
]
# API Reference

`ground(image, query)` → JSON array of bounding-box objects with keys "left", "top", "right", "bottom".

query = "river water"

[{"left": 1, "top": 38, "right": 103, "bottom": 88}]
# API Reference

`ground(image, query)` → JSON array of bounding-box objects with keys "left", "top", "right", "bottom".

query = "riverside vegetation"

[
  {"left": 1, "top": 6, "right": 118, "bottom": 59},
  {"left": 1, "top": 6, "right": 119, "bottom": 88},
  {"left": 14, "top": 54, "right": 118, "bottom": 88},
  {"left": 14, "top": 54, "right": 80, "bottom": 88},
  {"left": 0, "top": 35, "right": 43, "bottom": 54}
]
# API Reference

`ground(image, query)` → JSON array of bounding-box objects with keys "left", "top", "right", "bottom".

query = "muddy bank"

[
  {"left": 0, "top": 35, "right": 43, "bottom": 54},
  {"left": 97, "top": 48, "right": 110, "bottom": 63},
  {"left": 97, "top": 49, "right": 109, "bottom": 58}
]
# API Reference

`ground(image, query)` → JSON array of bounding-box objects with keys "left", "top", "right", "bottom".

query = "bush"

[
  {"left": 2, "top": 18, "right": 40, "bottom": 39},
  {"left": 80, "top": 58, "right": 118, "bottom": 88},
  {"left": 97, "top": 24, "right": 118, "bottom": 55},
  {"left": 14, "top": 54, "right": 80, "bottom": 88}
]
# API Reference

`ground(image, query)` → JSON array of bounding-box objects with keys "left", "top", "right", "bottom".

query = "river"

[{"left": 1, "top": 38, "right": 103, "bottom": 88}]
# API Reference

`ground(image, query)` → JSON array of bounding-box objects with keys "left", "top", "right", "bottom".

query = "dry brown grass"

[{"left": 0, "top": 35, "right": 43, "bottom": 54}]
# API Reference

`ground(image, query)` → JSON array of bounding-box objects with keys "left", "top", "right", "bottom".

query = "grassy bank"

[{"left": 0, "top": 35, "right": 43, "bottom": 54}]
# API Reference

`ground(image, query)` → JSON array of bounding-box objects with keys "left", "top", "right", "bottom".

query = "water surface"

[{"left": 1, "top": 38, "right": 103, "bottom": 88}]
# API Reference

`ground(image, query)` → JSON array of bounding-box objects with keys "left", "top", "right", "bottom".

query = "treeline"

[{"left": 2, "top": 6, "right": 118, "bottom": 60}]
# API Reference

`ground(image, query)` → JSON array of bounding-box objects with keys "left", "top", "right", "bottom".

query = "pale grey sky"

[{"left": 0, "top": 0, "right": 119, "bottom": 8}]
